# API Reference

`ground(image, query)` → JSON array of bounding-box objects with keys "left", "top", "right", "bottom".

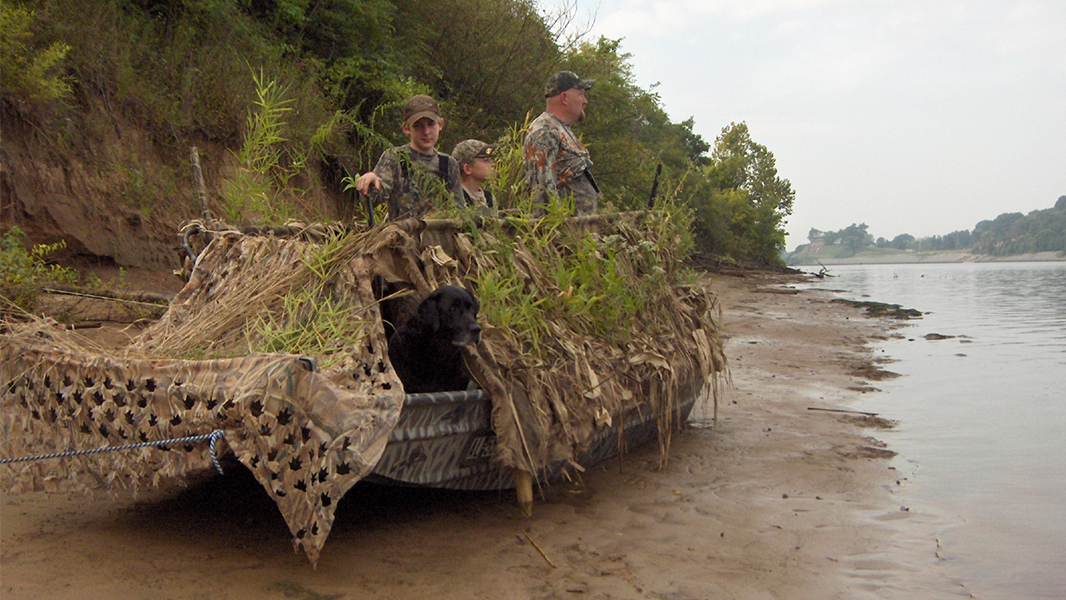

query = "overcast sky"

[{"left": 543, "top": 0, "right": 1066, "bottom": 250}]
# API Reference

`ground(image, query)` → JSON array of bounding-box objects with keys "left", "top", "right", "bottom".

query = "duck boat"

[{"left": 1, "top": 213, "right": 723, "bottom": 566}]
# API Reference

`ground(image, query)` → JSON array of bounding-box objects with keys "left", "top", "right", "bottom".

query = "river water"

[{"left": 803, "top": 261, "right": 1066, "bottom": 599}]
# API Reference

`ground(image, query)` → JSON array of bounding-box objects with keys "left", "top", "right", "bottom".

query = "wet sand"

[{"left": 1, "top": 272, "right": 970, "bottom": 599}]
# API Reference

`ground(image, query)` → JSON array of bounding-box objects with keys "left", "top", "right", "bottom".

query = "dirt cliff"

[{"left": 0, "top": 103, "right": 342, "bottom": 272}]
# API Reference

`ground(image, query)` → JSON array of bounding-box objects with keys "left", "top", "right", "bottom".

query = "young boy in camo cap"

[
  {"left": 451, "top": 139, "right": 499, "bottom": 214},
  {"left": 354, "top": 94, "right": 464, "bottom": 220}
]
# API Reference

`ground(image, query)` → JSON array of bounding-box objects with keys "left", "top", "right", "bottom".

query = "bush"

[{"left": 0, "top": 227, "right": 79, "bottom": 314}]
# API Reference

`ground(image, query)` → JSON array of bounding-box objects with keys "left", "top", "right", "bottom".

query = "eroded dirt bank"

[{"left": 1, "top": 271, "right": 968, "bottom": 599}]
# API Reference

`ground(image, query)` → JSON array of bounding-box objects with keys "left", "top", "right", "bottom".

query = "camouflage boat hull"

[{"left": 368, "top": 378, "right": 704, "bottom": 490}]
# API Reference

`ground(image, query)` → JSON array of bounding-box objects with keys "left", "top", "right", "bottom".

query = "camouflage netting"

[
  {"left": 2, "top": 230, "right": 402, "bottom": 566},
  {"left": 1, "top": 211, "right": 725, "bottom": 566}
]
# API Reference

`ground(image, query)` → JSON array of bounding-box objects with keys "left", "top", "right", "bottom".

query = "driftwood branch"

[
  {"left": 813, "top": 261, "right": 836, "bottom": 278},
  {"left": 523, "top": 530, "right": 557, "bottom": 568},
  {"left": 807, "top": 407, "right": 879, "bottom": 417},
  {"left": 43, "top": 285, "right": 172, "bottom": 306}
]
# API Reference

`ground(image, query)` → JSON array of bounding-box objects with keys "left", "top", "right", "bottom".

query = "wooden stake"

[
  {"left": 190, "top": 147, "right": 210, "bottom": 221},
  {"left": 514, "top": 468, "right": 533, "bottom": 517}
]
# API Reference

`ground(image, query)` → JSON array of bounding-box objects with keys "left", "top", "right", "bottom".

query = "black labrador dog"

[{"left": 387, "top": 285, "right": 482, "bottom": 393}]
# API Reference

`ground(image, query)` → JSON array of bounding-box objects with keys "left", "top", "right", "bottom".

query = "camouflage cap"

[
  {"left": 451, "top": 139, "right": 499, "bottom": 167},
  {"left": 544, "top": 71, "right": 594, "bottom": 98},
  {"left": 403, "top": 94, "right": 442, "bottom": 127}
]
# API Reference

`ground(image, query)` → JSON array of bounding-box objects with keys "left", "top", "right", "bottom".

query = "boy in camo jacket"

[
  {"left": 451, "top": 139, "right": 499, "bottom": 214},
  {"left": 354, "top": 95, "right": 464, "bottom": 220}
]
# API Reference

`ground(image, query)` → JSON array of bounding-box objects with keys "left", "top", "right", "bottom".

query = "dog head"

[{"left": 414, "top": 285, "right": 481, "bottom": 346}]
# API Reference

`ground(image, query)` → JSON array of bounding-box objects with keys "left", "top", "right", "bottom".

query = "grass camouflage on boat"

[{"left": 1, "top": 211, "right": 725, "bottom": 565}]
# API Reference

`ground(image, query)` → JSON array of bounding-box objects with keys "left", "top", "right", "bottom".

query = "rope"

[{"left": 0, "top": 430, "right": 227, "bottom": 475}]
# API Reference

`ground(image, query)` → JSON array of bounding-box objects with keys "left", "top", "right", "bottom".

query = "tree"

[
  {"left": 941, "top": 229, "right": 973, "bottom": 250},
  {"left": 700, "top": 122, "right": 794, "bottom": 264},
  {"left": 560, "top": 37, "right": 710, "bottom": 210},
  {"left": 889, "top": 233, "right": 914, "bottom": 249},
  {"left": 837, "top": 223, "right": 872, "bottom": 254},
  {"left": 0, "top": 2, "right": 72, "bottom": 111},
  {"left": 240, "top": 0, "right": 396, "bottom": 63},
  {"left": 973, "top": 212, "right": 1024, "bottom": 254}
]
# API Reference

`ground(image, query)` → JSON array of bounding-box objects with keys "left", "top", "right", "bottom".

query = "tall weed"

[
  {"left": 249, "top": 232, "right": 368, "bottom": 367},
  {"left": 221, "top": 70, "right": 308, "bottom": 224}
]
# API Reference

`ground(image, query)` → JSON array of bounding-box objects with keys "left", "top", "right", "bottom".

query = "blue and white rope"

[{"left": 0, "top": 430, "right": 227, "bottom": 475}]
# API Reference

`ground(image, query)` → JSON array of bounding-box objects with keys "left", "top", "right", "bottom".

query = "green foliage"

[
  {"left": 562, "top": 38, "right": 709, "bottom": 212},
  {"left": 12, "top": 0, "right": 331, "bottom": 148},
  {"left": 794, "top": 197, "right": 1066, "bottom": 261},
  {"left": 0, "top": 227, "right": 79, "bottom": 313},
  {"left": 815, "top": 223, "right": 871, "bottom": 254},
  {"left": 463, "top": 116, "right": 533, "bottom": 213},
  {"left": 473, "top": 268, "right": 552, "bottom": 355},
  {"left": 890, "top": 233, "right": 916, "bottom": 250},
  {"left": 913, "top": 230, "right": 972, "bottom": 252},
  {"left": 682, "top": 122, "right": 794, "bottom": 265},
  {"left": 0, "top": 1, "right": 73, "bottom": 110},
  {"left": 241, "top": 0, "right": 396, "bottom": 62},
  {"left": 972, "top": 204, "right": 1066, "bottom": 255},
  {"left": 252, "top": 290, "right": 366, "bottom": 367},
  {"left": 221, "top": 70, "right": 312, "bottom": 224},
  {"left": 699, "top": 122, "right": 794, "bottom": 264},
  {"left": 467, "top": 196, "right": 694, "bottom": 359},
  {"left": 838, "top": 223, "right": 872, "bottom": 254},
  {"left": 391, "top": 0, "right": 560, "bottom": 145},
  {"left": 7, "top": 0, "right": 795, "bottom": 268}
]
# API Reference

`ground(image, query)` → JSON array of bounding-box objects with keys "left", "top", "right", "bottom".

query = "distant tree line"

[
  {"left": 1, "top": 0, "right": 795, "bottom": 266},
  {"left": 804, "top": 196, "right": 1066, "bottom": 257}
]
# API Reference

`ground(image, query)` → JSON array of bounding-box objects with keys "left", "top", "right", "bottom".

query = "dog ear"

[{"left": 417, "top": 293, "right": 441, "bottom": 332}]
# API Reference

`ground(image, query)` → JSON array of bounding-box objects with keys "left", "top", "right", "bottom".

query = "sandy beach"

[{"left": 1, "top": 271, "right": 972, "bottom": 599}]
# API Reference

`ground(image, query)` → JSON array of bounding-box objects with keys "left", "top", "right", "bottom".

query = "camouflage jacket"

[
  {"left": 523, "top": 111, "right": 599, "bottom": 215},
  {"left": 461, "top": 185, "right": 495, "bottom": 212},
  {"left": 371, "top": 145, "right": 464, "bottom": 220}
]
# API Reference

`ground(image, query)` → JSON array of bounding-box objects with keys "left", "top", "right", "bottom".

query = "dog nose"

[{"left": 472, "top": 323, "right": 482, "bottom": 344}]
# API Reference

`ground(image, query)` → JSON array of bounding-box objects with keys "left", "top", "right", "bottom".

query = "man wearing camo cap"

[
  {"left": 523, "top": 70, "right": 600, "bottom": 216},
  {"left": 354, "top": 94, "right": 463, "bottom": 220}
]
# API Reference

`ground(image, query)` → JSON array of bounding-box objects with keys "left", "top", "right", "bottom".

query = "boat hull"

[{"left": 366, "top": 380, "right": 705, "bottom": 490}]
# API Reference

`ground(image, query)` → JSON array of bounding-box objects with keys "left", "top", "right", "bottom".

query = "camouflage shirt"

[
  {"left": 371, "top": 145, "right": 464, "bottom": 220},
  {"left": 523, "top": 111, "right": 600, "bottom": 215},
  {"left": 461, "top": 185, "right": 496, "bottom": 215}
]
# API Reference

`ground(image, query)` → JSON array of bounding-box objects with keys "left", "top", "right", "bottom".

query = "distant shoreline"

[{"left": 788, "top": 250, "right": 1066, "bottom": 266}]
